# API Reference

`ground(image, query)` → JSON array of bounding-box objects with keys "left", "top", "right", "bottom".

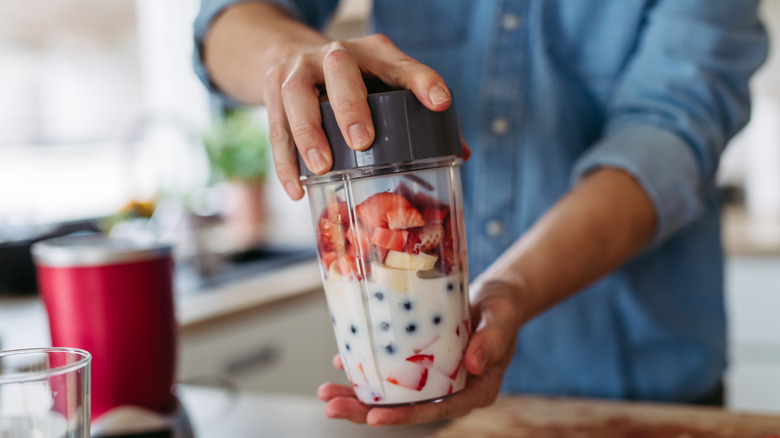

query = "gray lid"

[
  {"left": 32, "top": 233, "right": 172, "bottom": 268},
  {"left": 298, "top": 89, "right": 461, "bottom": 177}
]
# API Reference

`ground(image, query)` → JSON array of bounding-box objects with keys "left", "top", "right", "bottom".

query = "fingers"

[
  {"left": 317, "top": 382, "right": 354, "bottom": 401},
  {"left": 332, "top": 353, "right": 344, "bottom": 370},
  {"left": 348, "top": 34, "right": 451, "bottom": 112},
  {"left": 322, "top": 43, "right": 374, "bottom": 150},
  {"left": 325, "top": 397, "right": 371, "bottom": 424},
  {"left": 464, "top": 288, "right": 520, "bottom": 376},
  {"left": 266, "top": 65, "right": 305, "bottom": 200},
  {"left": 281, "top": 56, "right": 332, "bottom": 175}
]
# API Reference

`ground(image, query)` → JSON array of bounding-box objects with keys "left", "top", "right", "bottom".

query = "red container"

[{"left": 32, "top": 234, "right": 177, "bottom": 420}]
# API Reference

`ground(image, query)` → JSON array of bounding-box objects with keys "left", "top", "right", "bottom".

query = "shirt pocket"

[{"left": 371, "top": 0, "right": 472, "bottom": 46}]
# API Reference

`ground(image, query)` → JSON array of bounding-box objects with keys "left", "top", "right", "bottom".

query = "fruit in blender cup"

[
  {"left": 355, "top": 192, "right": 414, "bottom": 229},
  {"left": 370, "top": 228, "right": 409, "bottom": 252},
  {"left": 385, "top": 250, "right": 438, "bottom": 271},
  {"left": 387, "top": 207, "right": 424, "bottom": 230}
]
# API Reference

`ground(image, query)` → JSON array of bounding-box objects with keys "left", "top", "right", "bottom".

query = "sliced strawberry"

[
  {"left": 387, "top": 207, "right": 424, "bottom": 230},
  {"left": 321, "top": 250, "right": 338, "bottom": 270},
  {"left": 423, "top": 207, "right": 449, "bottom": 224},
  {"left": 419, "top": 224, "right": 444, "bottom": 253},
  {"left": 370, "top": 228, "right": 408, "bottom": 252},
  {"left": 405, "top": 228, "right": 422, "bottom": 255},
  {"left": 386, "top": 367, "right": 428, "bottom": 391},
  {"left": 324, "top": 201, "right": 350, "bottom": 226},
  {"left": 406, "top": 354, "right": 434, "bottom": 367},
  {"left": 371, "top": 245, "right": 390, "bottom": 263},
  {"left": 337, "top": 255, "right": 361, "bottom": 280},
  {"left": 413, "top": 336, "right": 439, "bottom": 354},
  {"left": 447, "top": 364, "right": 462, "bottom": 380},
  {"left": 355, "top": 193, "right": 412, "bottom": 229},
  {"left": 346, "top": 223, "right": 371, "bottom": 258}
]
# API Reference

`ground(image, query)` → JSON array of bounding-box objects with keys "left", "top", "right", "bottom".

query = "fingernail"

[
  {"left": 429, "top": 86, "right": 451, "bottom": 106},
  {"left": 284, "top": 181, "right": 299, "bottom": 198},
  {"left": 307, "top": 149, "right": 328, "bottom": 173},
  {"left": 348, "top": 123, "right": 370, "bottom": 149}
]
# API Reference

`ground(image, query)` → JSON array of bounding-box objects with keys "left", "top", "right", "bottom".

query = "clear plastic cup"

[
  {"left": 0, "top": 347, "right": 91, "bottom": 437},
  {"left": 301, "top": 89, "right": 470, "bottom": 406}
]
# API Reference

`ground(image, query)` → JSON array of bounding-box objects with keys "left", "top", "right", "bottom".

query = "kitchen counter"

[
  {"left": 179, "top": 385, "right": 780, "bottom": 437},
  {"left": 0, "top": 258, "right": 323, "bottom": 350}
]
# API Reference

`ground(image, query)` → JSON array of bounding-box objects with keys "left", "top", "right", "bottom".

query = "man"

[{"left": 193, "top": 0, "right": 768, "bottom": 426}]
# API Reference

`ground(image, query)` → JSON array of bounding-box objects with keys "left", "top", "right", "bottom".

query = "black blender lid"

[{"left": 298, "top": 86, "right": 462, "bottom": 177}]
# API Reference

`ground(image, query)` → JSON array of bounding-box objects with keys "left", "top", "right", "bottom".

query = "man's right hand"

[{"left": 204, "top": 3, "right": 452, "bottom": 200}]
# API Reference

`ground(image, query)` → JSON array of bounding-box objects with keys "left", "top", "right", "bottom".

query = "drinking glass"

[{"left": 0, "top": 347, "right": 91, "bottom": 437}]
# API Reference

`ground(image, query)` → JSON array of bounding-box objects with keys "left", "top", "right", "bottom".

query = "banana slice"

[
  {"left": 370, "top": 262, "right": 411, "bottom": 293},
  {"left": 384, "top": 250, "right": 438, "bottom": 271}
]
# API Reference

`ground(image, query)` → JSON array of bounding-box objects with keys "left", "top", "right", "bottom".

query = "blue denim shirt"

[{"left": 194, "top": 0, "right": 768, "bottom": 402}]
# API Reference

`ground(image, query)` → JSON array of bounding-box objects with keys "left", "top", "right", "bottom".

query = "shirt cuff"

[
  {"left": 571, "top": 125, "right": 704, "bottom": 246},
  {"left": 192, "top": 0, "right": 306, "bottom": 105}
]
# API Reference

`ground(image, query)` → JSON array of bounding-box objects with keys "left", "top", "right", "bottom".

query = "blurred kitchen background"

[{"left": 0, "top": 0, "right": 778, "bottom": 416}]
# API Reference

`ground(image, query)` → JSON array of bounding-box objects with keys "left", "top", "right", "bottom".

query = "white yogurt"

[{"left": 324, "top": 266, "right": 469, "bottom": 405}]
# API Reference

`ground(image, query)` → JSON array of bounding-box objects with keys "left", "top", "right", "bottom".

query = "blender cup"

[{"left": 301, "top": 89, "right": 470, "bottom": 406}]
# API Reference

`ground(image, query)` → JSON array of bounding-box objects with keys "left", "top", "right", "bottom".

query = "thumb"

[{"left": 464, "top": 290, "right": 519, "bottom": 376}]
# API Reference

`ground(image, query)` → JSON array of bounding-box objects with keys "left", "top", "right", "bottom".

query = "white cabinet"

[
  {"left": 177, "top": 290, "right": 347, "bottom": 396},
  {"left": 725, "top": 256, "right": 780, "bottom": 413}
]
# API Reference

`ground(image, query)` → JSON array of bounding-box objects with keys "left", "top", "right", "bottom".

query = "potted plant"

[{"left": 203, "top": 108, "right": 271, "bottom": 249}]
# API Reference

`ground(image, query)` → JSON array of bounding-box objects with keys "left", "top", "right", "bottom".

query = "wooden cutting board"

[{"left": 431, "top": 396, "right": 780, "bottom": 438}]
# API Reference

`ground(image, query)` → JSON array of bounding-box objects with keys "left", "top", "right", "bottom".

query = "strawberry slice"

[
  {"left": 317, "top": 217, "right": 346, "bottom": 254},
  {"left": 405, "top": 228, "right": 422, "bottom": 255},
  {"left": 346, "top": 223, "right": 371, "bottom": 258},
  {"left": 386, "top": 367, "right": 428, "bottom": 391},
  {"left": 355, "top": 193, "right": 413, "bottom": 229},
  {"left": 423, "top": 207, "right": 449, "bottom": 224},
  {"left": 372, "top": 245, "right": 390, "bottom": 263},
  {"left": 337, "top": 255, "right": 361, "bottom": 280},
  {"left": 321, "top": 250, "right": 338, "bottom": 270},
  {"left": 324, "top": 201, "right": 350, "bottom": 226},
  {"left": 419, "top": 224, "right": 444, "bottom": 253},
  {"left": 387, "top": 207, "right": 424, "bottom": 230},
  {"left": 370, "top": 228, "right": 409, "bottom": 252},
  {"left": 406, "top": 354, "right": 434, "bottom": 367},
  {"left": 447, "top": 363, "right": 462, "bottom": 380}
]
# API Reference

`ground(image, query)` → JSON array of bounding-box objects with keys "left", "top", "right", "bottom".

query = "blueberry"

[
  {"left": 350, "top": 324, "right": 357, "bottom": 334},
  {"left": 345, "top": 343, "right": 351, "bottom": 352},
  {"left": 433, "top": 315, "right": 441, "bottom": 325},
  {"left": 401, "top": 300, "right": 413, "bottom": 311},
  {"left": 384, "top": 343, "right": 396, "bottom": 354},
  {"left": 374, "top": 291, "right": 385, "bottom": 301},
  {"left": 406, "top": 323, "right": 416, "bottom": 333},
  {"left": 447, "top": 283, "right": 454, "bottom": 292},
  {"left": 379, "top": 321, "right": 390, "bottom": 331}
]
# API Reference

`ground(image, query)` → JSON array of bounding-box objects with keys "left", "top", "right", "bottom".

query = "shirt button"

[
  {"left": 485, "top": 219, "right": 504, "bottom": 237},
  {"left": 491, "top": 117, "right": 509, "bottom": 135},
  {"left": 501, "top": 13, "right": 522, "bottom": 31}
]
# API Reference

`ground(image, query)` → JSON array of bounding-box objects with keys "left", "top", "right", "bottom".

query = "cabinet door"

[
  {"left": 725, "top": 256, "right": 780, "bottom": 413},
  {"left": 178, "top": 291, "right": 347, "bottom": 395}
]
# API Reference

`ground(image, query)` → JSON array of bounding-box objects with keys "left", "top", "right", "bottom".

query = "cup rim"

[{"left": 0, "top": 347, "right": 91, "bottom": 384}]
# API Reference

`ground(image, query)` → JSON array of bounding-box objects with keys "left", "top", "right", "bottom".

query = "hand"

[
  {"left": 317, "top": 280, "right": 522, "bottom": 426},
  {"left": 263, "top": 34, "right": 453, "bottom": 200}
]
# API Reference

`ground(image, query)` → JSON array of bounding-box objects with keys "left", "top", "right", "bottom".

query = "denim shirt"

[{"left": 194, "top": 0, "right": 768, "bottom": 402}]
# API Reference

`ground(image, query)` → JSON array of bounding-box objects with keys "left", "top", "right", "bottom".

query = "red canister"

[{"left": 32, "top": 234, "right": 178, "bottom": 420}]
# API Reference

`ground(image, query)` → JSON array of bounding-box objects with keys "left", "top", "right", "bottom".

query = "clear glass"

[
  {"left": 0, "top": 348, "right": 91, "bottom": 438},
  {"left": 303, "top": 159, "right": 470, "bottom": 406}
]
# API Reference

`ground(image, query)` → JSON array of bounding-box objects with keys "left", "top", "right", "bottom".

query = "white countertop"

[{"left": 180, "top": 385, "right": 445, "bottom": 437}]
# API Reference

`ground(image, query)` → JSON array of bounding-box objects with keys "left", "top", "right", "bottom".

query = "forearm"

[
  {"left": 203, "top": 2, "right": 330, "bottom": 104},
  {"left": 475, "top": 167, "right": 657, "bottom": 325}
]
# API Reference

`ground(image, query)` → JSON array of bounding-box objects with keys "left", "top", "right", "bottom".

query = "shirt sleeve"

[
  {"left": 192, "top": 0, "right": 340, "bottom": 102},
  {"left": 571, "top": 1, "right": 768, "bottom": 245}
]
